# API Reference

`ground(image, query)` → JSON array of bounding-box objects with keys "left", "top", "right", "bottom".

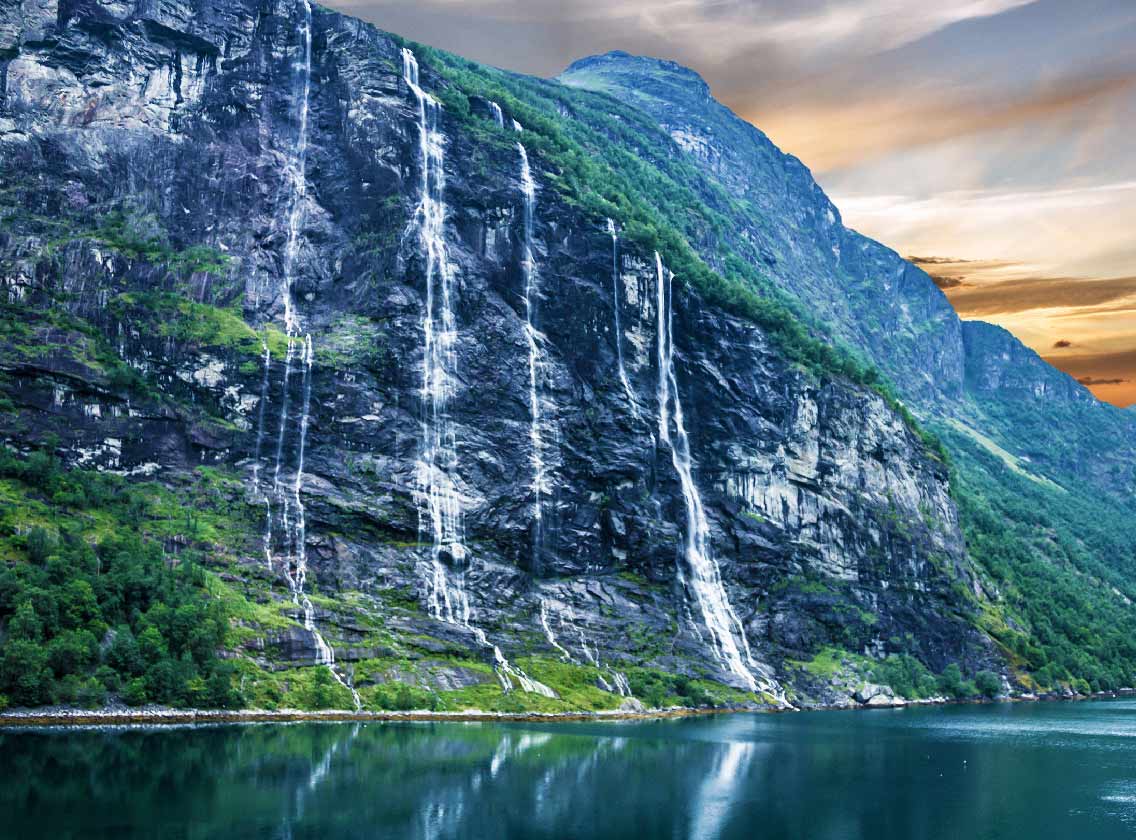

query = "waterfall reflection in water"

[{"left": 5, "top": 700, "right": 1136, "bottom": 838}]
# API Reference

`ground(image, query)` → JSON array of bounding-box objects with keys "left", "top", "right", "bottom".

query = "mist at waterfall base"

[{"left": 6, "top": 701, "right": 1136, "bottom": 839}]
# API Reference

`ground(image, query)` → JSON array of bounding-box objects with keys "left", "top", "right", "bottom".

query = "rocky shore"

[{"left": 4, "top": 688, "right": 1131, "bottom": 728}]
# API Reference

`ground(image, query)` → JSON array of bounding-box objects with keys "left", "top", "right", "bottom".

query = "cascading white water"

[
  {"left": 539, "top": 599, "right": 572, "bottom": 661},
  {"left": 494, "top": 645, "right": 556, "bottom": 697},
  {"left": 518, "top": 142, "right": 547, "bottom": 529},
  {"left": 252, "top": 339, "right": 271, "bottom": 495},
  {"left": 538, "top": 599, "right": 632, "bottom": 697},
  {"left": 488, "top": 100, "right": 504, "bottom": 128},
  {"left": 606, "top": 219, "right": 638, "bottom": 414},
  {"left": 250, "top": 1, "right": 359, "bottom": 709},
  {"left": 402, "top": 47, "right": 469, "bottom": 620},
  {"left": 511, "top": 118, "right": 523, "bottom": 133},
  {"left": 403, "top": 49, "right": 549, "bottom": 699},
  {"left": 655, "top": 252, "right": 760, "bottom": 692}
]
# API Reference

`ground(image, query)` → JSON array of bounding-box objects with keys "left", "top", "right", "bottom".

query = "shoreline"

[{"left": 2, "top": 688, "right": 1130, "bottom": 728}]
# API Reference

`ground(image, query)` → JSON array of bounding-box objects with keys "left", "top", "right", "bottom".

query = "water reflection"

[{"left": 2, "top": 702, "right": 1135, "bottom": 839}]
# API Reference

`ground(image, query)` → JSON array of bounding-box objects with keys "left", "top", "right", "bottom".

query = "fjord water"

[{"left": 4, "top": 701, "right": 1136, "bottom": 839}]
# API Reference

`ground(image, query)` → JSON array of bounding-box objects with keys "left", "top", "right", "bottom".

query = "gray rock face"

[{"left": 0, "top": 0, "right": 1000, "bottom": 701}]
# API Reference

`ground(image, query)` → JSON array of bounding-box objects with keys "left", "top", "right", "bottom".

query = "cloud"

[
  {"left": 932, "top": 272, "right": 1136, "bottom": 317},
  {"left": 750, "top": 73, "right": 1136, "bottom": 173},
  {"left": 1053, "top": 339, "right": 1073, "bottom": 348},
  {"left": 337, "top": 0, "right": 1038, "bottom": 66},
  {"left": 835, "top": 181, "right": 1136, "bottom": 285}
]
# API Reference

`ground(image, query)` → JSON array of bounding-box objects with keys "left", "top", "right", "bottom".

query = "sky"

[{"left": 327, "top": 0, "right": 1136, "bottom": 407}]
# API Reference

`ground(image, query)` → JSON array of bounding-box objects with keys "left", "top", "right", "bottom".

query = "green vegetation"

[
  {"left": 0, "top": 448, "right": 240, "bottom": 708},
  {"left": 109, "top": 291, "right": 288, "bottom": 359},
  {"left": 943, "top": 425, "right": 1136, "bottom": 693}
]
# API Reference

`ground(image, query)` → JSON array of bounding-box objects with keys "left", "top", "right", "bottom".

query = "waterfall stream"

[
  {"left": 539, "top": 599, "right": 632, "bottom": 697},
  {"left": 247, "top": 0, "right": 357, "bottom": 709},
  {"left": 488, "top": 100, "right": 504, "bottom": 128},
  {"left": 606, "top": 219, "right": 638, "bottom": 415},
  {"left": 402, "top": 47, "right": 468, "bottom": 614},
  {"left": 403, "top": 49, "right": 551, "bottom": 699},
  {"left": 518, "top": 142, "right": 547, "bottom": 532},
  {"left": 655, "top": 253, "right": 760, "bottom": 692}
]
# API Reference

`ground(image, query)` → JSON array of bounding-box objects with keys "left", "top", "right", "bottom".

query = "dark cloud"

[
  {"left": 1053, "top": 339, "right": 1073, "bottom": 348},
  {"left": 930, "top": 276, "right": 966, "bottom": 289},
  {"left": 1077, "top": 376, "right": 1129, "bottom": 386}
]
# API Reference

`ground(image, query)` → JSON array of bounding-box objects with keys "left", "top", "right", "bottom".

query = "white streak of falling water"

[
  {"left": 403, "top": 49, "right": 548, "bottom": 699},
  {"left": 539, "top": 599, "right": 572, "bottom": 661},
  {"left": 252, "top": 338, "right": 271, "bottom": 495},
  {"left": 606, "top": 219, "right": 638, "bottom": 415},
  {"left": 538, "top": 600, "right": 632, "bottom": 697},
  {"left": 655, "top": 253, "right": 760, "bottom": 692},
  {"left": 263, "top": 1, "right": 357, "bottom": 709},
  {"left": 402, "top": 47, "right": 468, "bottom": 619},
  {"left": 488, "top": 100, "right": 504, "bottom": 128},
  {"left": 518, "top": 142, "right": 546, "bottom": 527},
  {"left": 512, "top": 118, "right": 523, "bottom": 133}
]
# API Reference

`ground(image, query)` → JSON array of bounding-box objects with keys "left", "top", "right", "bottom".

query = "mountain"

[{"left": 0, "top": 0, "right": 1131, "bottom": 713}]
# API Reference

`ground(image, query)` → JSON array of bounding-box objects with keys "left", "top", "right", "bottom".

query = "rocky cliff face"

[{"left": 0, "top": 0, "right": 999, "bottom": 708}]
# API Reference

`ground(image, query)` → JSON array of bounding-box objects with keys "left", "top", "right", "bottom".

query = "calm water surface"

[{"left": 3, "top": 700, "right": 1136, "bottom": 839}]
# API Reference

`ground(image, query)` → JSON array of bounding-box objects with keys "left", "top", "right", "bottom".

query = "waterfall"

[
  {"left": 518, "top": 142, "right": 547, "bottom": 531},
  {"left": 655, "top": 253, "right": 760, "bottom": 692},
  {"left": 488, "top": 100, "right": 504, "bottom": 128},
  {"left": 511, "top": 118, "right": 523, "bottom": 133},
  {"left": 249, "top": 0, "right": 358, "bottom": 708},
  {"left": 252, "top": 338, "right": 271, "bottom": 496},
  {"left": 403, "top": 49, "right": 550, "bottom": 700},
  {"left": 540, "top": 599, "right": 572, "bottom": 661},
  {"left": 606, "top": 219, "right": 638, "bottom": 415},
  {"left": 494, "top": 645, "right": 556, "bottom": 698},
  {"left": 538, "top": 599, "right": 632, "bottom": 697},
  {"left": 402, "top": 47, "right": 468, "bottom": 606}
]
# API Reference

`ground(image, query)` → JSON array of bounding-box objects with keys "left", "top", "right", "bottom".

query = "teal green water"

[{"left": 3, "top": 700, "right": 1136, "bottom": 839}]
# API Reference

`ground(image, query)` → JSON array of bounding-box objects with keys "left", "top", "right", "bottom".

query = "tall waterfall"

[
  {"left": 248, "top": 0, "right": 357, "bottom": 708},
  {"left": 403, "top": 49, "right": 551, "bottom": 699},
  {"left": 606, "top": 219, "right": 638, "bottom": 414},
  {"left": 518, "top": 142, "right": 547, "bottom": 531},
  {"left": 655, "top": 253, "right": 760, "bottom": 692},
  {"left": 402, "top": 47, "right": 468, "bottom": 616}
]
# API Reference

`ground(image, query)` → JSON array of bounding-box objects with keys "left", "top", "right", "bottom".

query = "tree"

[
  {"left": 122, "top": 677, "right": 148, "bottom": 706},
  {"left": 9, "top": 600, "right": 42, "bottom": 642},
  {"left": 25, "top": 527, "right": 54, "bottom": 565},
  {"left": 0, "top": 640, "right": 51, "bottom": 706},
  {"left": 937, "top": 664, "right": 976, "bottom": 699},
  {"left": 975, "top": 671, "right": 1002, "bottom": 699}
]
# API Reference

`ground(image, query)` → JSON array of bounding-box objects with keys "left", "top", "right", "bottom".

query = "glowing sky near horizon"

[{"left": 328, "top": 0, "right": 1136, "bottom": 406}]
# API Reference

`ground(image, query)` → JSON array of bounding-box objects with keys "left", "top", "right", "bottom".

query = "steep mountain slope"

[
  {"left": 0, "top": 0, "right": 1123, "bottom": 712},
  {"left": 561, "top": 51, "right": 1136, "bottom": 691}
]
